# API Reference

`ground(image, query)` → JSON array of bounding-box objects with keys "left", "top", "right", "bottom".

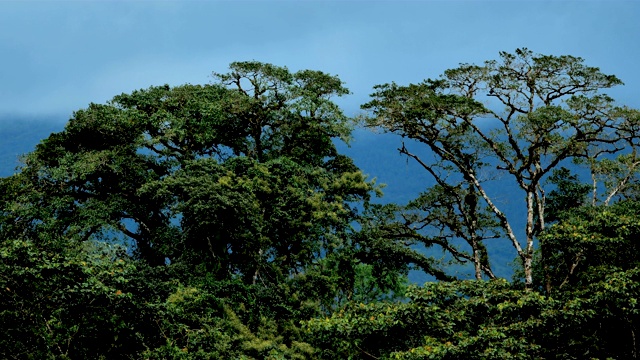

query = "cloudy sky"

[
  {"left": 0, "top": 1, "right": 637, "bottom": 276},
  {"left": 1, "top": 0, "right": 639, "bottom": 122}
]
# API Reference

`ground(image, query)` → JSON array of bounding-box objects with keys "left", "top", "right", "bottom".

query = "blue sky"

[
  {"left": 1, "top": 0, "right": 639, "bottom": 120},
  {"left": 1, "top": 0, "right": 638, "bottom": 278}
]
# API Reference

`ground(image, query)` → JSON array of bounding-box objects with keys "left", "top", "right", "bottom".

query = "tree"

[
  {"left": 0, "top": 227, "right": 158, "bottom": 358},
  {"left": 305, "top": 264, "right": 640, "bottom": 359},
  {"left": 9, "top": 62, "right": 378, "bottom": 284},
  {"left": 533, "top": 197, "right": 640, "bottom": 358},
  {"left": 361, "top": 48, "right": 640, "bottom": 289},
  {"left": 0, "top": 61, "right": 406, "bottom": 358},
  {"left": 308, "top": 196, "right": 640, "bottom": 359},
  {"left": 305, "top": 279, "right": 561, "bottom": 359}
]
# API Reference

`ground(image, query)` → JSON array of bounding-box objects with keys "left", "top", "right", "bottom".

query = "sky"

[
  {"left": 0, "top": 0, "right": 638, "bottom": 278},
  {"left": 1, "top": 0, "right": 639, "bottom": 122}
]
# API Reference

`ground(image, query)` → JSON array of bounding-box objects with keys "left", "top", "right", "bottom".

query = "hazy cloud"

[{"left": 1, "top": 1, "right": 638, "bottom": 118}]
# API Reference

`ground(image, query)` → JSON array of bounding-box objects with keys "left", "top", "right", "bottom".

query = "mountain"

[
  {"left": 0, "top": 114, "right": 67, "bottom": 177},
  {"left": 339, "top": 129, "right": 524, "bottom": 280},
  {"left": 0, "top": 114, "right": 524, "bottom": 280}
]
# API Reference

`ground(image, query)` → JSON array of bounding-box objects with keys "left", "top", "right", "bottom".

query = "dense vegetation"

[{"left": 2, "top": 49, "right": 639, "bottom": 359}]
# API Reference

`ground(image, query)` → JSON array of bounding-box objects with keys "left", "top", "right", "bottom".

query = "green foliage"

[
  {"left": 0, "top": 61, "right": 405, "bottom": 359},
  {"left": 0, "top": 235, "right": 154, "bottom": 359},
  {"left": 5, "top": 60, "right": 382, "bottom": 283},
  {"left": 141, "top": 281, "right": 318, "bottom": 359},
  {"left": 306, "top": 272, "right": 640, "bottom": 359},
  {"left": 541, "top": 200, "right": 640, "bottom": 290},
  {"left": 545, "top": 167, "right": 591, "bottom": 223},
  {"left": 360, "top": 48, "right": 633, "bottom": 287},
  {"left": 305, "top": 280, "right": 560, "bottom": 359},
  {"left": 2, "top": 54, "right": 640, "bottom": 359}
]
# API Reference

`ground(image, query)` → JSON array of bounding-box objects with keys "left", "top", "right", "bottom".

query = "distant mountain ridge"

[
  {"left": 0, "top": 114, "right": 67, "bottom": 177},
  {"left": 1, "top": 114, "right": 529, "bottom": 280},
  {"left": 339, "top": 129, "right": 525, "bottom": 279}
]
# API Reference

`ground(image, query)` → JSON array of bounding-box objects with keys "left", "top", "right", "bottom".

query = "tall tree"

[
  {"left": 362, "top": 48, "right": 640, "bottom": 288},
  {"left": 0, "top": 62, "right": 402, "bottom": 358},
  {"left": 3, "top": 61, "right": 381, "bottom": 292}
]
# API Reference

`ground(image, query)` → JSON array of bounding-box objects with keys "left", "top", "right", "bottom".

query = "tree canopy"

[
  {"left": 361, "top": 48, "right": 640, "bottom": 289},
  {"left": 2, "top": 51, "right": 640, "bottom": 359}
]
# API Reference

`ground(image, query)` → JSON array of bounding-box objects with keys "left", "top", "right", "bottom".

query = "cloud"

[{"left": 1, "top": 1, "right": 639, "bottom": 117}]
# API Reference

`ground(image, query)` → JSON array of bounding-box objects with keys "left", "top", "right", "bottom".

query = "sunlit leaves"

[{"left": 360, "top": 48, "right": 638, "bottom": 288}]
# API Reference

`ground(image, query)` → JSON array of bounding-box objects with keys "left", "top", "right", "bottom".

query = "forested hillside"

[
  {"left": 2, "top": 49, "right": 640, "bottom": 359},
  {"left": 0, "top": 117, "right": 65, "bottom": 177}
]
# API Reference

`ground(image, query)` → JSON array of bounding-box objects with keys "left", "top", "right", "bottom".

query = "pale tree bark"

[{"left": 363, "top": 49, "right": 632, "bottom": 289}]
